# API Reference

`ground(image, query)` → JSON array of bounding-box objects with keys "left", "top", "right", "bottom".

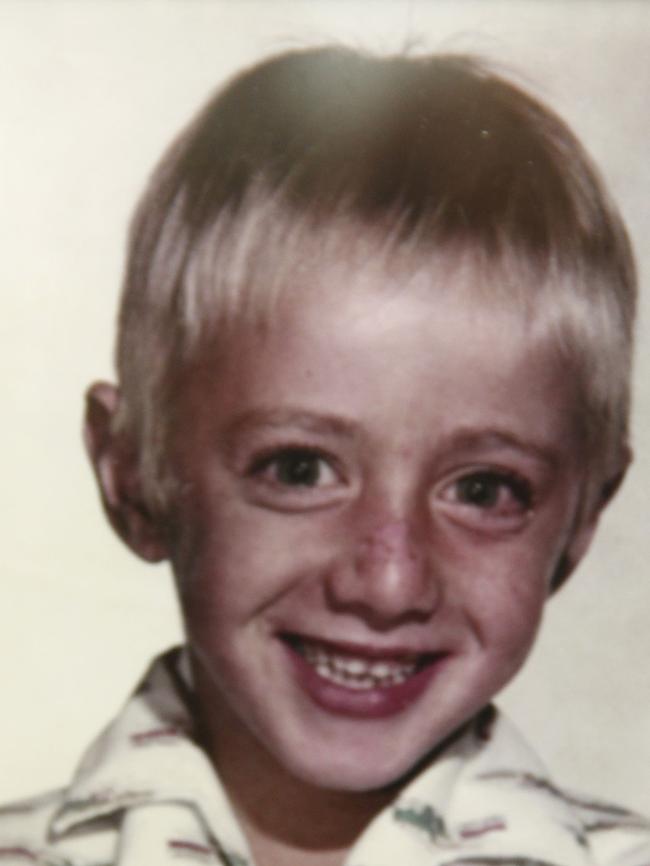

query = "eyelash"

[
  {"left": 453, "top": 470, "right": 532, "bottom": 507},
  {"left": 248, "top": 446, "right": 340, "bottom": 490},
  {"left": 442, "top": 469, "right": 535, "bottom": 531},
  {"left": 244, "top": 447, "right": 535, "bottom": 530}
]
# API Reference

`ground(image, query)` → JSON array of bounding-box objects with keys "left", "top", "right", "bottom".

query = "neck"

[
  {"left": 192, "top": 696, "right": 399, "bottom": 866},
  {"left": 220, "top": 744, "right": 394, "bottom": 866}
]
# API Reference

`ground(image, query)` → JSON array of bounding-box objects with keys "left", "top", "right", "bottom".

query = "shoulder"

[
  {"left": 0, "top": 786, "right": 122, "bottom": 865},
  {"left": 0, "top": 788, "right": 65, "bottom": 863},
  {"left": 450, "top": 709, "right": 650, "bottom": 866},
  {"left": 0, "top": 649, "right": 192, "bottom": 865},
  {"left": 568, "top": 788, "right": 650, "bottom": 866}
]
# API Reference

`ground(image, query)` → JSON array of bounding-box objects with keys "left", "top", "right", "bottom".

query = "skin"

[{"left": 86, "top": 256, "right": 609, "bottom": 866}]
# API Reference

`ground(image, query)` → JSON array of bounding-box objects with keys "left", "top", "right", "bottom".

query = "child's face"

[{"left": 155, "top": 258, "right": 595, "bottom": 792}]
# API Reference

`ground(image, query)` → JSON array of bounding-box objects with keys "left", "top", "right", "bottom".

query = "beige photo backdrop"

[{"left": 1, "top": 0, "right": 648, "bottom": 810}]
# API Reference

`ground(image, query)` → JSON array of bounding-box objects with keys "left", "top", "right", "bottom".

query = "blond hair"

[{"left": 114, "top": 47, "right": 636, "bottom": 508}]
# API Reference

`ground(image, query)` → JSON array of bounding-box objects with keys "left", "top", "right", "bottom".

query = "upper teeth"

[{"left": 299, "top": 640, "right": 419, "bottom": 689}]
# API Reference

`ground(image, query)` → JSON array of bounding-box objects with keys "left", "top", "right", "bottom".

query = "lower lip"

[{"left": 284, "top": 642, "right": 446, "bottom": 719}]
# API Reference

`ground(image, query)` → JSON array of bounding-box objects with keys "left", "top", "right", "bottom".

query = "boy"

[{"left": 1, "top": 46, "right": 648, "bottom": 866}]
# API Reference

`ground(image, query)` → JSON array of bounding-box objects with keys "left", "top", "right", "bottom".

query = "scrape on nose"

[
  {"left": 350, "top": 518, "right": 437, "bottom": 617},
  {"left": 357, "top": 519, "right": 422, "bottom": 570}
]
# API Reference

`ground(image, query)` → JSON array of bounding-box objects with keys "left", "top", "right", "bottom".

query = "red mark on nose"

[{"left": 358, "top": 520, "right": 421, "bottom": 567}]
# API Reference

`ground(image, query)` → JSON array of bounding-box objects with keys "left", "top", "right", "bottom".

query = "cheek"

[
  {"left": 170, "top": 494, "right": 331, "bottom": 625},
  {"left": 472, "top": 572, "right": 546, "bottom": 660},
  {"left": 439, "top": 528, "right": 554, "bottom": 654}
]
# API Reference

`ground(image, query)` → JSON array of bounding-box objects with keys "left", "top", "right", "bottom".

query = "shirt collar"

[
  {"left": 49, "top": 647, "right": 250, "bottom": 858},
  {"left": 49, "top": 648, "right": 592, "bottom": 866},
  {"left": 349, "top": 706, "right": 591, "bottom": 866}
]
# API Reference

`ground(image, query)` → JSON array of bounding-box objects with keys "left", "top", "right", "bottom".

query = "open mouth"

[{"left": 282, "top": 634, "right": 436, "bottom": 691}]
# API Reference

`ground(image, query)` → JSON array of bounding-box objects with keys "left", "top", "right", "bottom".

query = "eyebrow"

[
  {"left": 440, "top": 427, "right": 562, "bottom": 468},
  {"left": 225, "top": 408, "right": 358, "bottom": 440},
  {"left": 224, "top": 413, "right": 565, "bottom": 467}
]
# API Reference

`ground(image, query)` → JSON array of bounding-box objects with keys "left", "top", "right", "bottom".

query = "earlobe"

[
  {"left": 550, "top": 521, "right": 599, "bottom": 594},
  {"left": 84, "top": 382, "right": 169, "bottom": 563},
  {"left": 598, "top": 447, "right": 632, "bottom": 510},
  {"left": 550, "top": 452, "right": 631, "bottom": 594}
]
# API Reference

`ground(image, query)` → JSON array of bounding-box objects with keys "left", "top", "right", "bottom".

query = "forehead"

[
  {"left": 179, "top": 251, "right": 580, "bottom": 457},
  {"left": 185, "top": 206, "right": 532, "bottom": 341},
  {"left": 205, "top": 242, "right": 548, "bottom": 370}
]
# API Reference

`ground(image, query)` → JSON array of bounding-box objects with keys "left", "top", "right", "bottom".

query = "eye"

[
  {"left": 250, "top": 447, "right": 338, "bottom": 489},
  {"left": 441, "top": 470, "right": 534, "bottom": 531},
  {"left": 245, "top": 446, "right": 346, "bottom": 512},
  {"left": 455, "top": 472, "right": 530, "bottom": 510}
]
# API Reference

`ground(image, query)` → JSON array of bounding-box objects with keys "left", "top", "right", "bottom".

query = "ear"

[
  {"left": 550, "top": 451, "right": 631, "bottom": 593},
  {"left": 83, "top": 382, "right": 169, "bottom": 563}
]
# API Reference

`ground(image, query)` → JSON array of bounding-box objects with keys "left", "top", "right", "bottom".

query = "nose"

[{"left": 326, "top": 517, "right": 440, "bottom": 626}]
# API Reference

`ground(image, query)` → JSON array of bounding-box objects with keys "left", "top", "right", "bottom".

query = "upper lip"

[{"left": 280, "top": 631, "right": 443, "bottom": 661}]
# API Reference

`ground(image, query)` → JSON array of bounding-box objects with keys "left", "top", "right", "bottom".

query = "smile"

[
  {"left": 294, "top": 636, "right": 420, "bottom": 689},
  {"left": 281, "top": 633, "right": 444, "bottom": 718}
]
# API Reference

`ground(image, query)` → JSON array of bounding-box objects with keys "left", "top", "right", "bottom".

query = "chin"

[
  {"left": 289, "top": 756, "right": 410, "bottom": 793},
  {"left": 272, "top": 701, "right": 486, "bottom": 795},
  {"left": 271, "top": 729, "right": 438, "bottom": 793}
]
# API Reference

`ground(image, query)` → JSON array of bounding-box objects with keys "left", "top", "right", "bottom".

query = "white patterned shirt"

[{"left": 1, "top": 648, "right": 648, "bottom": 866}]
